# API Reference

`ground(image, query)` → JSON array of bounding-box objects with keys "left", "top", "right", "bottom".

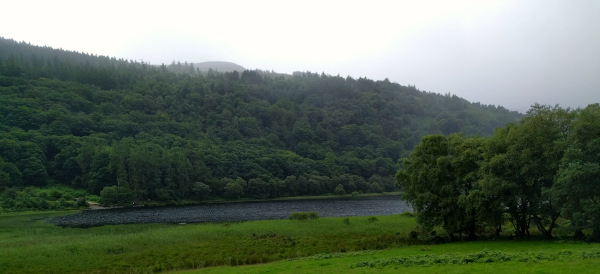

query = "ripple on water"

[{"left": 49, "top": 195, "right": 411, "bottom": 227}]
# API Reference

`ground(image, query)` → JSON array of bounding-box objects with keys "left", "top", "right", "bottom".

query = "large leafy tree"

[
  {"left": 482, "top": 104, "right": 574, "bottom": 238},
  {"left": 552, "top": 104, "right": 600, "bottom": 240},
  {"left": 397, "top": 133, "right": 483, "bottom": 240}
]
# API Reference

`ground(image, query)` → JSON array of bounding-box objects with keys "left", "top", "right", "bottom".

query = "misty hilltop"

[
  {"left": 163, "top": 61, "right": 245, "bottom": 75},
  {"left": 0, "top": 37, "right": 522, "bottom": 201},
  {"left": 193, "top": 61, "right": 245, "bottom": 72}
]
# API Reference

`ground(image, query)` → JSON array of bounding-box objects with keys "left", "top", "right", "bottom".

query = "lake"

[{"left": 50, "top": 195, "right": 411, "bottom": 227}]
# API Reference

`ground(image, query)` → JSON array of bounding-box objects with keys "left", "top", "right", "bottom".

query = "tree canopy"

[
  {"left": 0, "top": 37, "right": 521, "bottom": 207},
  {"left": 398, "top": 103, "right": 600, "bottom": 241}
]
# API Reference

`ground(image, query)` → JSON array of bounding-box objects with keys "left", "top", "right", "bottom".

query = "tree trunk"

[
  {"left": 468, "top": 228, "right": 478, "bottom": 241},
  {"left": 574, "top": 230, "right": 586, "bottom": 241},
  {"left": 591, "top": 228, "right": 600, "bottom": 242}
]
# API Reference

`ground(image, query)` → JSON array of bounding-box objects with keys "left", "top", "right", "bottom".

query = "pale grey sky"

[{"left": 1, "top": 0, "right": 598, "bottom": 113}]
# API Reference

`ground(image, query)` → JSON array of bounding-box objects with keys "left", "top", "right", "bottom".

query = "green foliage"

[
  {"left": 0, "top": 37, "right": 524, "bottom": 210},
  {"left": 223, "top": 182, "right": 244, "bottom": 199},
  {"left": 399, "top": 104, "right": 600, "bottom": 241},
  {"left": 552, "top": 104, "right": 600, "bottom": 240},
  {"left": 289, "top": 212, "right": 309, "bottom": 220},
  {"left": 289, "top": 211, "right": 319, "bottom": 220},
  {"left": 397, "top": 133, "right": 484, "bottom": 240},
  {"left": 0, "top": 186, "right": 86, "bottom": 212},
  {"left": 0, "top": 213, "right": 420, "bottom": 273},
  {"left": 334, "top": 184, "right": 346, "bottom": 195},
  {"left": 192, "top": 182, "right": 211, "bottom": 199},
  {"left": 367, "top": 216, "right": 379, "bottom": 223},
  {"left": 75, "top": 197, "right": 88, "bottom": 207},
  {"left": 3, "top": 211, "right": 599, "bottom": 273},
  {"left": 99, "top": 186, "right": 134, "bottom": 205},
  {"left": 400, "top": 211, "right": 416, "bottom": 218}
]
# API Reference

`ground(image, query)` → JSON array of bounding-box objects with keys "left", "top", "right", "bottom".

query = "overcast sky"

[{"left": 1, "top": 0, "right": 599, "bottom": 113}]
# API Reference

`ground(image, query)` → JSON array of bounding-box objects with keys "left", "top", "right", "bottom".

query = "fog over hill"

[{"left": 193, "top": 61, "right": 245, "bottom": 72}]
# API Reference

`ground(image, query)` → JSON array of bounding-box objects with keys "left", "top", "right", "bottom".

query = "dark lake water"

[{"left": 50, "top": 195, "right": 411, "bottom": 227}]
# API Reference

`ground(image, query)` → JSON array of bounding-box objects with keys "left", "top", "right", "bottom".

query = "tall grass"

[{"left": 0, "top": 212, "right": 417, "bottom": 273}]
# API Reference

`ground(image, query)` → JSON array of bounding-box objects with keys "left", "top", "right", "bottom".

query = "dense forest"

[
  {"left": 0, "top": 37, "right": 521, "bottom": 210},
  {"left": 398, "top": 104, "right": 600, "bottom": 241}
]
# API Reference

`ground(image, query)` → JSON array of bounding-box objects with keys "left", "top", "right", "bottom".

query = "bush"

[
  {"left": 99, "top": 186, "right": 135, "bottom": 205},
  {"left": 308, "top": 211, "right": 319, "bottom": 219},
  {"left": 400, "top": 211, "right": 415, "bottom": 218},
  {"left": 50, "top": 189, "right": 63, "bottom": 200},
  {"left": 289, "top": 212, "right": 309, "bottom": 220},
  {"left": 343, "top": 217, "right": 351, "bottom": 225},
  {"left": 58, "top": 197, "right": 72, "bottom": 208},
  {"left": 367, "top": 216, "right": 378, "bottom": 223},
  {"left": 410, "top": 230, "right": 419, "bottom": 239},
  {"left": 76, "top": 197, "right": 88, "bottom": 207},
  {"left": 38, "top": 198, "right": 50, "bottom": 209},
  {"left": 351, "top": 191, "right": 360, "bottom": 196}
]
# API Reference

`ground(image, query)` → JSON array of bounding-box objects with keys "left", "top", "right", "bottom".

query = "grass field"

[
  {"left": 0, "top": 211, "right": 416, "bottom": 273},
  {"left": 186, "top": 242, "right": 600, "bottom": 274},
  {"left": 1, "top": 211, "right": 599, "bottom": 273}
]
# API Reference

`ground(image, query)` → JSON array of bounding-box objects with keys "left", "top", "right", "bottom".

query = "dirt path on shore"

[{"left": 87, "top": 202, "right": 119, "bottom": 210}]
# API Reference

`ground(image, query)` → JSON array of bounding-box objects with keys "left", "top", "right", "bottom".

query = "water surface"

[{"left": 50, "top": 195, "right": 411, "bottom": 227}]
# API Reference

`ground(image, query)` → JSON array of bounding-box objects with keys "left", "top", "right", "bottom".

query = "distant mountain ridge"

[{"left": 193, "top": 61, "right": 245, "bottom": 72}]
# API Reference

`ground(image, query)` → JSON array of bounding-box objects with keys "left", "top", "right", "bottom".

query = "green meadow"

[{"left": 1, "top": 211, "right": 599, "bottom": 273}]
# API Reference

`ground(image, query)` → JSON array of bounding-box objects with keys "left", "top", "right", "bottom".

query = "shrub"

[
  {"left": 400, "top": 211, "right": 415, "bottom": 218},
  {"left": 58, "top": 197, "right": 72, "bottom": 208},
  {"left": 76, "top": 197, "right": 88, "bottom": 207},
  {"left": 351, "top": 191, "right": 360, "bottom": 196},
  {"left": 38, "top": 198, "right": 50, "bottom": 209},
  {"left": 343, "top": 217, "right": 351, "bottom": 225},
  {"left": 367, "top": 216, "right": 378, "bottom": 223},
  {"left": 50, "top": 189, "right": 63, "bottom": 200},
  {"left": 99, "top": 186, "right": 135, "bottom": 205},
  {"left": 289, "top": 212, "right": 309, "bottom": 220},
  {"left": 410, "top": 230, "right": 419, "bottom": 239},
  {"left": 308, "top": 211, "right": 319, "bottom": 219}
]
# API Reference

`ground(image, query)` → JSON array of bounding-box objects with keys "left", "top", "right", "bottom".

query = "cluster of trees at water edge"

[{"left": 397, "top": 103, "right": 600, "bottom": 241}]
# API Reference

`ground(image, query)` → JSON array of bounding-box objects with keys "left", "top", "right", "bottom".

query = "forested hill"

[{"left": 0, "top": 37, "right": 521, "bottom": 204}]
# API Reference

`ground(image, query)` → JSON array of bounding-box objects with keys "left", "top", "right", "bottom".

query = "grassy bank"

[
  {"left": 0, "top": 212, "right": 415, "bottom": 273},
  {"left": 3, "top": 211, "right": 598, "bottom": 274},
  {"left": 134, "top": 191, "right": 405, "bottom": 207}
]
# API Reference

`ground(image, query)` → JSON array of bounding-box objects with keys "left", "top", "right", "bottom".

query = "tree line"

[
  {"left": 397, "top": 104, "right": 600, "bottom": 241},
  {"left": 0, "top": 37, "right": 521, "bottom": 209}
]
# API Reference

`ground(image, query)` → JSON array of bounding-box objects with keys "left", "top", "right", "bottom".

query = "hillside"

[{"left": 0, "top": 37, "right": 522, "bottom": 206}]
